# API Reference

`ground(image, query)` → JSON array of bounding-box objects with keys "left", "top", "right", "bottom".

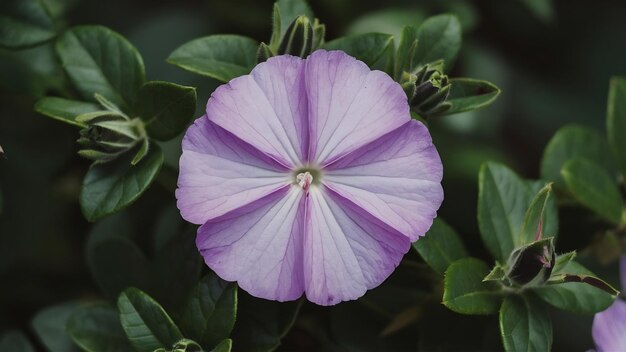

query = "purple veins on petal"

[{"left": 176, "top": 49, "right": 444, "bottom": 305}]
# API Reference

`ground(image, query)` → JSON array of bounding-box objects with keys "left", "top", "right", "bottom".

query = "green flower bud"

[
  {"left": 261, "top": 5, "right": 326, "bottom": 63},
  {"left": 506, "top": 238, "right": 556, "bottom": 287},
  {"left": 256, "top": 42, "right": 275, "bottom": 63},
  {"left": 407, "top": 61, "right": 452, "bottom": 117},
  {"left": 76, "top": 113, "right": 147, "bottom": 164},
  {"left": 278, "top": 15, "right": 314, "bottom": 57}
]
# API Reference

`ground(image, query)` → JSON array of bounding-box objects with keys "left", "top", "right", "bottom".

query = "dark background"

[{"left": 2, "top": 0, "right": 625, "bottom": 350}]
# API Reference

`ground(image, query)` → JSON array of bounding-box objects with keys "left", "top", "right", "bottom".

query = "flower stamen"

[{"left": 296, "top": 171, "right": 313, "bottom": 192}]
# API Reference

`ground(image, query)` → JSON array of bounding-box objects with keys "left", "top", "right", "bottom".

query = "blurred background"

[{"left": 2, "top": 0, "right": 626, "bottom": 350}]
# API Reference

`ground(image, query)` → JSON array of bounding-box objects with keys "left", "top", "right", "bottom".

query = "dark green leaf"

[
  {"left": 540, "top": 124, "right": 615, "bottom": 189},
  {"left": 231, "top": 293, "right": 302, "bottom": 352},
  {"left": 562, "top": 157, "right": 624, "bottom": 225},
  {"left": 535, "top": 261, "right": 616, "bottom": 314},
  {"left": 150, "top": 226, "right": 203, "bottom": 318},
  {"left": 31, "top": 302, "right": 81, "bottom": 352},
  {"left": 0, "top": 331, "right": 34, "bottom": 352},
  {"left": 413, "top": 14, "right": 461, "bottom": 70},
  {"left": 527, "top": 180, "right": 559, "bottom": 240},
  {"left": 276, "top": 0, "right": 314, "bottom": 38},
  {"left": 66, "top": 304, "right": 133, "bottom": 352},
  {"left": 412, "top": 218, "right": 468, "bottom": 275},
  {"left": 34, "top": 97, "right": 101, "bottom": 127},
  {"left": 80, "top": 144, "right": 163, "bottom": 221},
  {"left": 56, "top": 25, "right": 145, "bottom": 111},
  {"left": 499, "top": 294, "right": 552, "bottom": 352},
  {"left": 551, "top": 252, "right": 576, "bottom": 276},
  {"left": 0, "top": 0, "right": 56, "bottom": 48},
  {"left": 180, "top": 273, "right": 237, "bottom": 350},
  {"left": 394, "top": 26, "right": 417, "bottom": 79},
  {"left": 607, "top": 76, "right": 626, "bottom": 180},
  {"left": 519, "top": 183, "right": 553, "bottom": 245},
  {"left": 443, "top": 258, "right": 502, "bottom": 315},
  {"left": 212, "top": 339, "right": 233, "bottom": 352},
  {"left": 322, "top": 33, "right": 394, "bottom": 68},
  {"left": 478, "top": 162, "right": 531, "bottom": 262},
  {"left": 442, "top": 78, "right": 500, "bottom": 115},
  {"left": 87, "top": 236, "right": 151, "bottom": 298},
  {"left": 117, "top": 288, "right": 183, "bottom": 352},
  {"left": 167, "top": 35, "right": 258, "bottom": 83},
  {"left": 136, "top": 81, "right": 197, "bottom": 141}
]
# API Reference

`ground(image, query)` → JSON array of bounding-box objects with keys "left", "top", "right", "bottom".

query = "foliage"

[{"left": 1, "top": 0, "right": 624, "bottom": 351}]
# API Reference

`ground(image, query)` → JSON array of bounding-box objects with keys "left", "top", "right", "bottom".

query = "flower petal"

[
  {"left": 323, "top": 120, "right": 443, "bottom": 241},
  {"left": 303, "top": 186, "right": 411, "bottom": 305},
  {"left": 176, "top": 116, "right": 291, "bottom": 224},
  {"left": 196, "top": 186, "right": 305, "bottom": 301},
  {"left": 305, "top": 50, "right": 410, "bottom": 165},
  {"left": 206, "top": 55, "right": 308, "bottom": 167},
  {"left": 593, "top": 298, "right": 626, "bottom": 352}
]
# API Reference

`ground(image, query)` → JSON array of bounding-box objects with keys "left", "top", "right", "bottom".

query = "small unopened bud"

[
  {"left": 407, "top": 61, "right": 452, "bottom": 117},
  {"left": 506, "top": 238, "right": 556, "bottom": 287},
  {"left": 257, "top": 42, "right": 275, "bottom": 63},
  {"left": 76, "top": 113, "right": 147, "bottom": 164},
  {"left": 278, "top": 15, "right": 314, "bottom": 57}
]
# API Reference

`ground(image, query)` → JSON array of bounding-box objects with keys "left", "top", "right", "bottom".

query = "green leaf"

[
  {"left": 441, "top": 78, "right": 500, "bottom": 116},
  {"left": 442, "top": 258, "right": 502, "bottom": 315},
  {"left": 87, "top": 236, "right": 152, "bottom": 298},
  {"left": 534, "top": 261, "right": 616, "bottom": 314},
  {"left": 519, "top": 183, "right": 553, "bottom": 245},
  {"left": 56, "top": 25, "right": 145, "bottom": 111},
  {"left": 180, "top": 273, "right": 237, "bottom": 350},
  {"left": 34, "top": 97, "right": 101, "bottom": 127},
  {"left": 276, "top": 0, "right": 314, "bottom": 38},
  {"left": 167, "top": 35, "right": 258, "bottom": 83},
  {"left": 80, "top": 144, "right": 163, "bottom": 221},
  {"left": 527, "top": 180, "right": 559, "bottom": 240},
  {"left": 540, "top": 124, "right": 615, "bottom": 189},
  {"left": 66, "top": 304, "right": 133, "bottom": 352},
  {"left": 0, "top": 0, "right": 56, "bottom": 49},
  {"left": 562, "top": 157, "right": 624, "bottom": 225},
  {"left": 136, "top": 81, "right": 197, "bottom": 141},
  {"left": 212, "top": 339, "right": 233, "bottom": 352},
  {"left": 607, "top": 76, "right": 626, "bottom": 180},
  {"left": 412, "top": 218, "right": 468, "bottom": 275},
  {"left": 478, "top": 162, "right": 531, "bottom": 262},
  {"left": 117, "top": 288, "right": 183, "bottom": 352},
  {"left": 32, "top": 302, "right": 81, "bottom": 352},
  {"left": 499, "top": 294, "right": 552, "bottom": 352},
  {"left": 551, "top": 251, "right": 576, "bottom": 276},
  {"left": 413, "top": 14, "right": 461, "bottom": 70},
  {"left": 484, "top": 264, "right": 507, "bottom": 282},
  {"left": 231, "top": 294, "right": 303, "bottom": 352},
  {"left": 150, "top": 225, "right": 203, "bottom": 316},
  {"left": 322, "top": 33, "right": 394, "bottom": 68},
  {"left": 0, "top": 331, "right": 34, "bottom": 352},
  {"left": 394, "top": 26, "right": 417, "bottom": 79}
]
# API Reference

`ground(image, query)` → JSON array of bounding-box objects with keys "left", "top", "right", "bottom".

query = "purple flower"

[
  {"left": 593, "top": 257, "right": 626, "bottom": 351},
  {"left": 176, "top": 50, "right": 443, "bottom": 305}
]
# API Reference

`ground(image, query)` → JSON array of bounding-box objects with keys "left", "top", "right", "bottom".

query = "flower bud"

[
  {"left": 76, "top": 113, "right": 146, "bottom": 163},
  {"left": 260, "top": 13, "right": 326, "bottom": 63},
  {"left": 278, "top": 15, "right": 314, "bottom": 57},
  {"left": 506, "top": 238, "right": 556, "bottom": 287},
  {"left": 405, "top": 61, "right": 452, "bottom": 117}
]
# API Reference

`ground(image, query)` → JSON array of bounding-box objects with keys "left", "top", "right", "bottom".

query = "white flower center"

[{"left": 296, "top": 171, "right": 313, "bottom": 191}]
